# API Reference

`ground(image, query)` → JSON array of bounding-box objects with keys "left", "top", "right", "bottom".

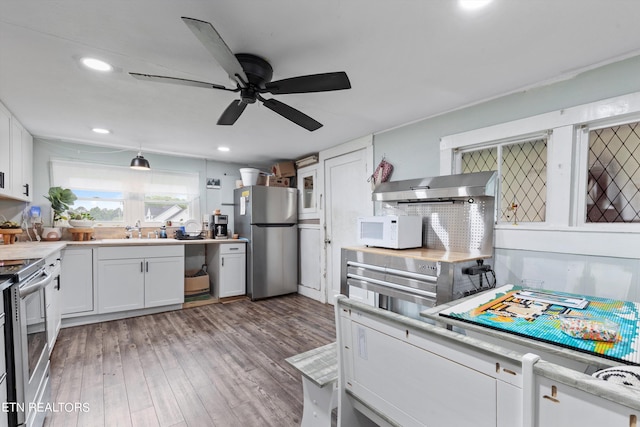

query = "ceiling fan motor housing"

[{"left": 236, "top": 54, "right": 273, "bottom": 86}]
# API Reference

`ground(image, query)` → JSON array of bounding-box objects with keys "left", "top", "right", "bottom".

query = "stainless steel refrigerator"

[{"left": 234, "top": 186, "right": 298, "bottom": 300}]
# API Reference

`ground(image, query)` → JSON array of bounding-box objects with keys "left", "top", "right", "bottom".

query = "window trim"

[{"left": 440, "top": 90, "right": 640, "bottom": 258}]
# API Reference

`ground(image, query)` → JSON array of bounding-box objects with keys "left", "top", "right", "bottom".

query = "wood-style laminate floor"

[{"left": 44, "top": 294, "right": 336, "bottom": 427}]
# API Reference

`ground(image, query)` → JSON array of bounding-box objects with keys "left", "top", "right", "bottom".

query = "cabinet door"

[
  {"left": 98, "top": 259, "right": 145, "bottom": 313},
  {"left": 299, "top": 225, "right": 321, "bottom": 291},
  {"left": 45, "top": 277, "right": 61, "bottom": 352},
  {"left": 21, "top": 129, "right": 33, "bottom": 201},
  {"left": 0, "top": 104, "right": 11, "bottom": 196},
  {"left": 144, "top": 257, "right": 184, "bottom": 307},
  {"left": 10, "top": 120, "right": 23, "bottom": 198},
  {"left": 219, "top": 253, "right": 245, "bottom": 298},
  {"left": 61, "top": 248, "right": 94, "bottom": 316},
  {"left": 297, "top": 166, "right": 318, "bottom": 219},
  {"left": 536, "top": 376, "right": 637, "bottom": 426}
]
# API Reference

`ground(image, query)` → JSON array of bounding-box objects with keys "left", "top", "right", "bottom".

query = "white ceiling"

[{"left": 2, "top": 1, "right": 640, "bottom": 165}]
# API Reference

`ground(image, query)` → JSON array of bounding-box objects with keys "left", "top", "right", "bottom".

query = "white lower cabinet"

[
  {"left": 44, "top": 252, "right": 62, "bottom": 352},
  {"left": 97, "top": 245, "right": 184, "bottom": 314},
  {"left": 60, "top": 247, "right": 95, "bottom": 317},
  {"left": 207, "top": 243, "right": 246, "bottom": 299},
  {"left": 535, "top": 376, "right": 636, "bottom": 426},
  {"left": 98, "top": 258, "right": 145, "bottom": 313},
  {"left": 299, "top": 224, "right": 320, "bottom": 291},
  {"left": 145, "top": 256, "right": 185, "bottom": 307}
]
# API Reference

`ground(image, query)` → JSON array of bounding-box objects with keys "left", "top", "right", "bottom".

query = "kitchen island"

[{"left": 335, "top": 295, "right": 640, "bottom": 427}]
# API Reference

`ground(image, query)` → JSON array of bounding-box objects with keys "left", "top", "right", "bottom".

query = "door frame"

[{"left": 318, "top": 135, "right": 374, "bottom": 303}]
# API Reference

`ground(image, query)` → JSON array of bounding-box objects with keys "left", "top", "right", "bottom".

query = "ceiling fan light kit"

[{"left": 130, "top": 16, "right": 351, "bottom": 131}]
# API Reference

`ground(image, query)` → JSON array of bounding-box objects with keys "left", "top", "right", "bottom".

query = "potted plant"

[{"left": 42, "top": 187, "right": 77, "bottom": 240}]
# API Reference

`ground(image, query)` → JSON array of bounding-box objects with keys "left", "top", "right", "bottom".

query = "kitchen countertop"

[
  {"left": 343, "top": 245, "right": 491, "bottom": 263},
  {"left": 66, "top": 238, "right": 246, "bottom": 247},
  {"left": 0, "top": 238, "right": 245, "bottom": 260},
  {"left": 0, "top": 241, "right": 67, "bottom": 260}
]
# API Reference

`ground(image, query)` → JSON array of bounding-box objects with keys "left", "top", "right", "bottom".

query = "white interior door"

[{"left": 324, "top": 147, "right": 373, "bottom": 304}]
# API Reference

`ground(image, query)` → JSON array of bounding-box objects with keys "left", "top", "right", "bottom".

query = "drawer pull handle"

[{"left": 543, "top": 385, "right": 559, "bottom": 403}]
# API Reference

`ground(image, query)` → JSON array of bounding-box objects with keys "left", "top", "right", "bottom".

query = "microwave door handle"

[{"left": 19, "top": 271, "right": 53, "bottom": 298}]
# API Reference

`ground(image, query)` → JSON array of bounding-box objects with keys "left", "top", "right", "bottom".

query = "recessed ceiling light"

[
  {"left": 458, "top": 0, "right": 493, "bottom": 11},
  {"left": 81, "top": 57, "right": 113, "bottom": 72},
  {"left": 218, "top": 146, "right": 230, "bottom": 152},
  {"left": 92, "top": 128, "right": 111, "bottom": 134}
]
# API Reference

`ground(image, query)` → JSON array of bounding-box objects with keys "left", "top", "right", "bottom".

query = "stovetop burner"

[{"left": 0, "top": 258, "right": 45, "bottom": 282}]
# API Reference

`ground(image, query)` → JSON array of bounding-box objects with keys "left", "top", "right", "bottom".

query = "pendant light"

[{"left": 130, "top": 151, "right": 151, "bottom": 170}]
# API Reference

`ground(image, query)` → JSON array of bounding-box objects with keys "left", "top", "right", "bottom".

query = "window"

[
  {"left": 72, "top": 190, "right": 124, "bottom": 222},
  {"left": 50, "top": 159, "right": 200, "bottom": 226},
  {"left": 586, "top": 121, "right": 640, "bottom": 223},
  {"left": 460, "top": 137, "right": 547, "bottom": 223}
]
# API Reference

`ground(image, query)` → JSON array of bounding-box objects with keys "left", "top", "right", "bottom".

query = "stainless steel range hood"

[{"left": 372, "top": 171, "right": 498, "bottom": 203}]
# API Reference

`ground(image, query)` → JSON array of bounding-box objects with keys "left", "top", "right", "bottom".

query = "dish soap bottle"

[{"left": 159, "top": 225, "right": 167, "bottom": 238}]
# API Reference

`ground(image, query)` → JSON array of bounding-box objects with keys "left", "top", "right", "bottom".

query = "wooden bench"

[{"left": 286, "top": 342, "right": 338, "bottom": 427}]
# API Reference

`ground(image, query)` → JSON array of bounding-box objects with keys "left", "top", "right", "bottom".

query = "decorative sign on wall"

[{"left": 207, "top": 178, "right": 221, "bottom": 189}]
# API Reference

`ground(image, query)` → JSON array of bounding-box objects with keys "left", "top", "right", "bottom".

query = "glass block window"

[
  {"left": 461, "top": 138, "right": 547, "bottom": 223},
  {"left": 587, "top": 121, "right": 640, "bottom": 223}
]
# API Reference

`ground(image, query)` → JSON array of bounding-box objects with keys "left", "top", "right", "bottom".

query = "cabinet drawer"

[
  {"left": 220, "top": 243, "right": 246, "bottom": 254},
  {"left": 98, "top": 244, "right": 183, "bottom": 260}
]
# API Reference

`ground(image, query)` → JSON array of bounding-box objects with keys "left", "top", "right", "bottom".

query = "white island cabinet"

[
  {"left": 97, "top": 245, "right": 184, "bottom": 314},
  {"left": 207, "top": 242, "right": 246, "bottom": 299}
]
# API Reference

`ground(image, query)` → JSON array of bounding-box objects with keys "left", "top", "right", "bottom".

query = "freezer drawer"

[{"left": 249, "top": 225, "right": 298, "bottom": 300}]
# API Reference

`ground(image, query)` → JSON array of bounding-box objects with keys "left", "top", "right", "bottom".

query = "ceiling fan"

[{"left": 130, "top": 17, "right": 351, "bottom": 131}]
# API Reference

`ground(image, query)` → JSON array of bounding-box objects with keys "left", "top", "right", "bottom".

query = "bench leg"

[{"left": 301, "top": 377, "right": 337, "bottom": 427}]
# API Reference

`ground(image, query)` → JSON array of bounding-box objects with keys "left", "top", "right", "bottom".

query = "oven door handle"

[{"left": 19, "top": 270, "right": 54, "bottom": 298}]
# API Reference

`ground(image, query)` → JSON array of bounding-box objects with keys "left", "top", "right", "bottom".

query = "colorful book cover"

[{"left": 439, "top": 285, "right": 640, "bottom": 365}]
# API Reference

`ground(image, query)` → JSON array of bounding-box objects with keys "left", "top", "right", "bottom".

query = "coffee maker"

[{"left": 210, "top": 214, "right": 228, "bottom": 239}]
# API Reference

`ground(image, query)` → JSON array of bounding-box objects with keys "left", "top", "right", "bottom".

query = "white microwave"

[{"left": 357, "top": 215, "right": 423, "bottom": 249}]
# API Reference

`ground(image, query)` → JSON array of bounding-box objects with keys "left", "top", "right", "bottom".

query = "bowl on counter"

[{"left": 68, "top": 219, "right": 95, "bottom": 228}]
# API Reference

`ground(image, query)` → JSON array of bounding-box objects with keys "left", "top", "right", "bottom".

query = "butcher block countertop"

[
  {"left": 0, "top": 238, "right": 244, "bottom": 260},
  {"left": 343, "top": 245, "right": 491, "bottom": 263}
]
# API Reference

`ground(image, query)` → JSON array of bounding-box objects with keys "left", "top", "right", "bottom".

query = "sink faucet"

[{"left": 125, "top": 220, "right": 142, "bottom": 238}]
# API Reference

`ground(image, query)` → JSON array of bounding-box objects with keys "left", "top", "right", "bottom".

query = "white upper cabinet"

[
  {"left": 0, "top": 103, "right": 11, "bottom": 197},
  {"left": 297, "top": 164, "right": 319, "bottom": 219},
  {"left": 0, "top": 100, "right": 33, "bottom": 201}
]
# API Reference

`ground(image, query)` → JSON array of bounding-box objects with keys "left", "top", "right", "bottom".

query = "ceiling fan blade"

[
  {"left": 260, "top": 98, "right": 322, "bottom": 131},
  {"left": 181, "top": 17, "right": 248, "bottom": 87},
  {"left": 217, "top": 100, "right": 247, "bottom": 125},
  {"left": 129, "top": 73, "right": 235, "bottom": 91},
  {"left": 264, "top": 72, "right": 351, "bottom": 95}
]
